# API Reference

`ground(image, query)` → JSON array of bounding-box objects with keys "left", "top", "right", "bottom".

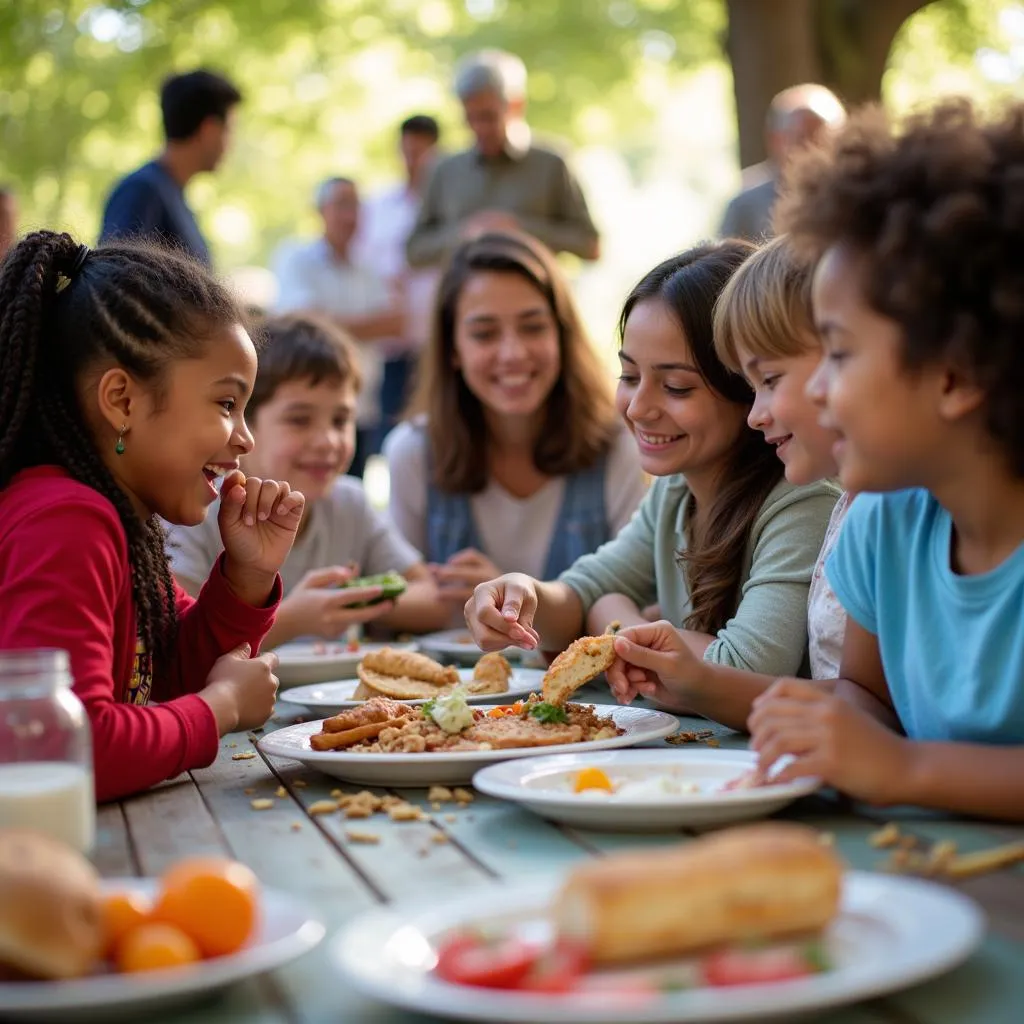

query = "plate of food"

[
  {"left": 331, "top": 822, "right": 984, "bottom": 1023},
  {"left": 0, "top": 831, "right": 325, "bottom": 1022},
  {"left": 281, "top": 649, "right": 544, "bottom": 713},
  {"left": 259, "top": 634, "right": 674, "bottom": 785},
  {"left": 417, "top": 628, "right": 525, "bottom": 665},
  {"left": 273, "top": 640, "right": 419, "bottom": 688},
  {"left": 472, "top": 749, "right": 820, "bottom": 830}
]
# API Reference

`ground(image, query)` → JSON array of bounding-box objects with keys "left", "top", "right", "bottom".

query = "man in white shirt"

[
  {"left": 354, "top": 115, "right": 441, "bottom": 447},
  {"left": 274, "top": 176, "right": 402, "bottom": 476}
]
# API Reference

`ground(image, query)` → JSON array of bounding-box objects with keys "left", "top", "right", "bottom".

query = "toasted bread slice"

[
  {"left": 356, "top": 665, "right": 446, "bottom": 700},
  {"left": 541, "top": 634, "right": 617, "bottom": 706},
  {"left": 359, "top": 647, "right": 459, "bottom": 687}
]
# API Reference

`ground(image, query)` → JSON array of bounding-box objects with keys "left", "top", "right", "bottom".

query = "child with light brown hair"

[{"left": 607, "top": 235, "right": 849, "bottom": 729}]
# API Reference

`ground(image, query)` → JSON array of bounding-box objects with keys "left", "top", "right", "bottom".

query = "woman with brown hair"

[
  {"left": 384, "top": 231, "right": 647, "bottom": 619},
  {"left": 466, "top": 241, "right": 839, "bottom": 691}
]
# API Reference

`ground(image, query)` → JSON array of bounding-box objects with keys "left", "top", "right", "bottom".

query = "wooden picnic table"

[{"left": 94, "top": 685, "right": 1024, "bottom": 1024}]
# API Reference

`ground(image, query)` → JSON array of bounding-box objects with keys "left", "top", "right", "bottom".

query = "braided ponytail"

[{"left": 0, "top": 231, "right": 242, "bottom": 668}]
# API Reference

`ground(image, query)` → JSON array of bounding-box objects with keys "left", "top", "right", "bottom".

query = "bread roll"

[
  {"left": 553, "top": 823, "right": 841, "bottom": 964},
  {"left": 0, "top": 828, "right": 104, "bottom": 978}
]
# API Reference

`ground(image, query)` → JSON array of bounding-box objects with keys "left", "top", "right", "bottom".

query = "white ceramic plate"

[
  {"left": 472, "top": 749, "right": 820, "bottom": 830},
  {"left": 0, "top": 880, "right": 325, "bottom": 1022},
  {"left": 273, "top": 640, "right": 418, "bottom": 688},
  {"left": 280, "top": 667, "right": 546, "bottom": 713},
  {"left": 257, "top": 705, "right": 680, "bottom": 786},
  {"left": 332, "top": 872, "right": 984, "bottom": 1023},
  {"left": 417, "top": 628, "right": 524, "bottom": 665}
]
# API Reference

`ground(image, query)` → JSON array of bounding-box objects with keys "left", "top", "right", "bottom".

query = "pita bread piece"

[{"left": 542, "top": 634, "right": 617, "bottom": 706}]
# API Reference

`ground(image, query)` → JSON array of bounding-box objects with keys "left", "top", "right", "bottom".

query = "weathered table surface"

[{"left": 94, "top": 685, "right": 1024, "bottom": 1024}]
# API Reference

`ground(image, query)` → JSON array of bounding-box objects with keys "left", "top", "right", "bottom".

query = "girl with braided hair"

[{"left": 0, "top": 231, "right": 304, "bottom": 802}]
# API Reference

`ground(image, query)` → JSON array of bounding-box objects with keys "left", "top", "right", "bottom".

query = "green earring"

[{"left": 115, "top": 425, "right": 127, "bottom": 456}]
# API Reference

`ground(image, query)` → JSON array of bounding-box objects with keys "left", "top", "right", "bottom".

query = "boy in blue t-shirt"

[{"left": 748, "top": 99, "right": 1024, "bottom": 822}]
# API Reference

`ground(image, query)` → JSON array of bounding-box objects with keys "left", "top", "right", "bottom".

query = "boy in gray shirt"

[{"left": 167, "top": 314, "right": 449, "bottom": 646}]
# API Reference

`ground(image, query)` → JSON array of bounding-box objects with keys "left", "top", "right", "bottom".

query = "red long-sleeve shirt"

[{"left": 0, "top": 467, "right": 280, "bottom": 802}]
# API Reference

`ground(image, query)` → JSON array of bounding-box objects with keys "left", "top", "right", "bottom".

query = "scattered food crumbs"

[
  {"left": 898, "top": 835, "right": 917, "bottom": 850},
  {"left": 293, "top": 780, "right": 308, "bottom": 788},
  {"left": 250, "top": 799, "right": 274, "bottom": 811},
  {"left": 251, "top": 726, "right": 264, "bottom": 733},
  {"left": 868, "top": 822, "right": 901, "bottom": 849},
  {"left": 231, "top": 751, "right": 256, "bottom": 761},
  {"left": 431, "top": 833, "right": 449, "bottom": 844},
  {"left": 431, "top": 802, "right": 442, "bottom": 812},
  {"left": 388, "top": 801, "right": 428, "bottom": 822},
  {"left": 244, "top": 787, "right": 256, "bottom": 795},
  {"left": 330, "top": 789, "right": 343, "bottom": 799},
  {"left": 308, "top": 800, "right": 339, "bottom": 816},
  {"left": 275, "top": 786, "right": 287, "bottom": 798},
  {"left": 427, "top": 786, "right": 454, "bottom": 803},
  {"left": 926, "top": 840, "right": 958, "bottom": 874},
  {"left": 228, "top": 742, "right": 238, "bottom": 748},
  {"left": 886, "top": 848, "right": 912, "bottom": 871},
  {"left": 380, "top": 794, "right": 405, "bottom": 810},
  {"left": 705, "top": 738, "right": 720, "bottom": 748},
  {"left": 453, "top": 788, "right": 474, "bottom": 804},
  {"left": 344, "top": 830, "right": 380, "bottom": 844},
  {"left": 444, "top": 814, "right": 457, "bottom": 824},
  {"left": 818, "top": 832, "right": 836, "bottom": 847},
  {"left": 666, "top": 729, "right": 715, "bottom": 746},
  {"left": 344, "top": 804, "right": 374, "bottom": 820},
  {"left": 290, "top": 823, "right": 302, "bottom": 832}
]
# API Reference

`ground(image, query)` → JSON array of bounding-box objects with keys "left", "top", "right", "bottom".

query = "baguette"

[{"left": 553, "top": 823, "right": 842, "bottom": 964}]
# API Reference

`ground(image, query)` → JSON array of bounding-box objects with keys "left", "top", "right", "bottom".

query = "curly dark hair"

[
  {"left": 620, "top": 240, "right": 784, "bottom": 636},
  {"left": 776, "top": 98, "right": 1024, "bottom": 477},
  {"left": 0, "top": 231, "right": 242, "bottom": 667}
]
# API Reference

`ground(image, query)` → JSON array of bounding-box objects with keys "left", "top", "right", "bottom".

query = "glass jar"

[{"left": 0, "top": 649, "right": 95, "bottom": 852}]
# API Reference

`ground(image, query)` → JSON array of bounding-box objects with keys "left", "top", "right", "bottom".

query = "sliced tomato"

[
  {"left": 701, "top": 944, "right": 818, "bottom": 987},
  {"left": 434, "top": 933, "right": 540, "bottom": 990},
  {"left": 518, "top": 939, "right": 590, "bottom": 993}
]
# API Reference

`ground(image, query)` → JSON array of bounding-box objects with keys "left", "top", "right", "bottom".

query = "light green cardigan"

[{"left": 559, "top": 474, "right": 841, "bottom": 676}]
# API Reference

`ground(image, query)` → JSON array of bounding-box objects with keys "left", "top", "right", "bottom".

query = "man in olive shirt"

[{"left": 407, "top": 50, "right": 599, "bottom": 267}]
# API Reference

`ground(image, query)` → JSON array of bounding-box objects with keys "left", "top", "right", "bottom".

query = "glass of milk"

[{"left": 0, "top": 649, "right": 95, "bottom": 853}]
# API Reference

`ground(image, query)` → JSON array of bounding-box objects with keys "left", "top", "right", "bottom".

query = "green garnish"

[
  {"left": 801, "top": 940, "right": 832, "bottom": 973},
  {"left": 529, "top": 702, "right": 569, "bottom": 724},
  {"left": 421, "top": 697, "right": 438, "bottom": 719}
]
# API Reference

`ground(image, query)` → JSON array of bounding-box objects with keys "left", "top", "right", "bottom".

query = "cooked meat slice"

[
  {"left": 356, "top": 666, "right": 447, "bottom": 700},
  {"left": 321, "top": 697, "right": 411, "bottom": 732},
  {"left": 541, "top": 634, "right": 617, "bottom": 706},
  {"left": 465, "top": 717, "right": 584, "bottom": 749},
  {"left": 359, "top": 648, "right": 459, "bottom": 686}
]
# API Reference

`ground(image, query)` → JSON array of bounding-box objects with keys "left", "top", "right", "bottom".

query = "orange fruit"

[
  {"left": 152, "top": 857, "right": 259, "bottom": 957},
  {"left": 116, "top": 922, "right": 201, "bottom": 973},
  {"left": 101, "top": 890, "right": 153, "bottom": 957}
]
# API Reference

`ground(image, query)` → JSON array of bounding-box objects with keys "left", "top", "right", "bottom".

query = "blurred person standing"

[
  {"left": 407, "top": 50, "right": 599, "bottom": 268},
  {"left": 0, "top": 186, "right": 17, "bottom": 261},
  {"left": 100, "top": 70, "right": 242, "bottom": 266},
  {"left": 274, "top": 177, "right": 402, "bottom": 478},
  {"left": 354, "top": 115, "right": 441, "bottom": 446},
  {"left": 719, "top": 83, "right": 845, "bottom": 242}
]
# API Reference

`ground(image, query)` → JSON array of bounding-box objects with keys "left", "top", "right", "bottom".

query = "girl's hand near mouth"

[{"left": 218, "top": 469, "right": 305, "bottom": 606}]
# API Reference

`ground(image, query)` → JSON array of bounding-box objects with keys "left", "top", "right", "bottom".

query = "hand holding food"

[
  {"left": 200, "top": 643, "right": 280, "bottom": 734},
  {"left": 607, "top": 620, "right": 708, "bottom": 705},
  {"left": 464, "top": 572, "right": 542, "bottom": 651},
  {"left": 749, "top": 679, "right": 914, "bottom": 804},
  {"left": 277, "top": 566, "right": 395, "bottom": 641},
  {"left": 430, "top": 548, "right": 502, "bottom": 605},
  {"left": 218, "top": 470, "right": 305, "bottom": 598}
]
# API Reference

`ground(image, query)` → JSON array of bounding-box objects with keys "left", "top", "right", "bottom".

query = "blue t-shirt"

[
  {"left": 826, "top": 489, "right": 1024, "bottom": 744},
  {"left": 100, "top": 160, "right": 211, "bottom": 266}
]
